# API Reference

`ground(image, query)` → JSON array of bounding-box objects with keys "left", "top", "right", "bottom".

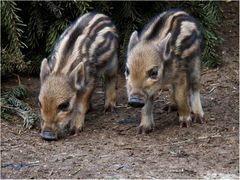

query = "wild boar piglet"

[
  {"left": 125, "top": 9, "right": 204, "bottom": 134},
  {"left": 39, "top": 12, "right": 118, "bottom": 140}
]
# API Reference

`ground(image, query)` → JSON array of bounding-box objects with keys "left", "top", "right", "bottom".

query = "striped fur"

[
  {"left": 39, "top": 12, "right": 118, "bottom": 140},
  {"left": 126, "top": 9, "right": 204, "bottom": 134},
  {"left": 139, "top": 9, "right": 202, "bottom": 59},
  {"left": 48, "top": 12, "right": 118, "bottom": 75}
]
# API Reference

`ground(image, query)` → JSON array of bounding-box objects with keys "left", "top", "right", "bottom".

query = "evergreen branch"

[
  {"left": 1, "top": 85, "right": 39, "bottom": 129},
  {"left": 1, "top": 1, "right": 27, "bottom": 74},
  {"left": 46, "top": 19, "right": 70, "bottom": 52},
  {"left": 26, "top": 5, "right": 45, "bottom": 49},
  {"left": 44, "top": 1, "right": 63, "bottom": 18},
  {"left": 1, "top": 1, "right": 27, "bottom": 53}
]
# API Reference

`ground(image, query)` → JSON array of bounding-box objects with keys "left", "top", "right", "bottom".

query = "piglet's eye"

[
  {"left": 148, "top": 66, "right": 158, "bottom": 79},
  {"left": 125, "top": 67, "right": 130, "bottom": 76},
  {"left": 58, "top": 100, "right": 70, "bottom": 112}
]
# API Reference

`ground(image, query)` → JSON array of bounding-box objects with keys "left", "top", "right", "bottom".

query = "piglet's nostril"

[
  {"left": 128, "top": 95, "right": 145, "bottom": 108},
  {"left": 40, "top": 130, "right": 57, "bottom": 141}
]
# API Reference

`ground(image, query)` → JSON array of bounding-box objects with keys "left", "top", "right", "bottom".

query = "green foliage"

[
  {"left": 195, "top": 2, "right": 223, "bottom": 67},
  {"left": 1, "top": 1, "right": 28, "bottom": 75},
  {"left": 1, "top": 85, "right": 39, "bottom": 129},
  {"left": 46, "top": 19, "right": 70, "bottom": 52},
  {"left": 1, "top": 1, "right": 223, "bottom": 75}
]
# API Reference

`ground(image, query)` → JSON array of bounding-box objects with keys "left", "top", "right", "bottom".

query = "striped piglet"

[
  {"left": 125, "top": 9, "right": 204, "bottom": 134},
  {"left": 39, "top": 12, "right": 118, "bottom": 140}
]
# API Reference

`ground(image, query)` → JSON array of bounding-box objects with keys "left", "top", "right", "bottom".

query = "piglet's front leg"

[
  {"left": 70, "top": 84, "right": 94, "bottom": 135},
  {"left": 138, "top": 97, "right": 155, "bottom": 134}
]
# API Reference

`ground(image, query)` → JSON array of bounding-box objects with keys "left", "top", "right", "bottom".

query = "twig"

[
  {"left": 116, "top": 104, "right": 128, "bottom": 108},
  {"left": 170, "top": 168, "right": 196, "bottom": 175},
  {"left": 211, "top": 83, "right": 220, "bottom": 86},
  {"left": 209, "top": 87, "right": 216, "bottom": 93},
  {"left": 13, "top": 73, "right": 21, "bottom": 85},
  {"left": 48, "top": 168, "right": 54, "bottom": 177},
  {"left": 26, "top": 161, "right": 40, "bottom": 165},
  {"left": 116, "top": 165, "right": 124, "bottom": 170},
  {"left": 157, "top": 89, "right": 163, "bottom": 96},
  {"left": 7, "top": 129, "right": 19, "bottom": 135},
  {"left": 70, "top": 168, "right": 81, "bottom": 176},
  {"left": 1, "top": 104, "right": 16, "bottom": 110},
  {"left": 201, "top": 70, "right": 210, "bottom": 75}
]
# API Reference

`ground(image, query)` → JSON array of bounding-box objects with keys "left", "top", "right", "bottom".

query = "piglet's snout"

[
  {"left": 128, "top": 95, "right": 145, "bottom": 108},
  {"left": 40, "top": 130, "right": 57, "bottom": 141}
]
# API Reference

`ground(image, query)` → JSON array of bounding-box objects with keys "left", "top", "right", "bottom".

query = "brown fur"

[
  {"left": 126, "top": 9, "right": 204, "bottom": 133},
  {"left": 39, "top": 12, "right": 118, "bottom": 139}
]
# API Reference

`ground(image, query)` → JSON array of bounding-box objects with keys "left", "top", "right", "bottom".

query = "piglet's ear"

[
  {"left": 69, "top": 62, "right": 85, "bottom": 91},
  {"left": 40, "top": 58, "right": 51, "bottom": 84},
  {"left": 128, "top": 31, "right": 139, "bottom": 54},
  {"left": 157, "top": 32, "right": 172, "bottom": 61}
]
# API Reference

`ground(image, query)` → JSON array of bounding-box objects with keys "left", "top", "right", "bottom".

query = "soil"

[{"left": 1, "top": 2, "right": 239, "bottom": 179}]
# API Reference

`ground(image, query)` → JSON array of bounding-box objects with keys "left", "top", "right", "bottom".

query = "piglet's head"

[
  {"left": 126, "top": 31, "right": 172, "bottom": 108},
  {"left": 38, "top": 59, "right": 85, "bottom": 140}
]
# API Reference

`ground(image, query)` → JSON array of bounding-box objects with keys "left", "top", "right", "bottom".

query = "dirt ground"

[{"left": 1, "top": 2, "right": 239, "bottom": 179}]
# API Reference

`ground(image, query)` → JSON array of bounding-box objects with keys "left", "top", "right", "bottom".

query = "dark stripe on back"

[
  {"left": 144, "top": 15, "right": 167, "bottom": 40},
  {"left": 54, "top": 13, "right": 95, "bottom": 73},
  {"left": 170, "top": 16, "right": 195, "bottom": 47},
  {"left": 143, "top": 9, "right": 183, "bottom": 40},
  {"left": 63, "top": 24, "right": 83, "bottom": 59},
  {"left": 95, "top": 32, "right": 116, "bottom": 65},
  {"left": 96, "top": 48, "right": 116, "bottom": 69},
  {"left": 166, "top": 14, "right": 189, "bottom": 36},
  {"left": 76, "top": 16, "right": 111, "bottom": 64},
  {"left": 62, "top": 13, "right": 96, "bottom": 58},
  {"left": 144, "top": 12, "right": 171, "bottom": 40},
  {"left": 179, "top": 30, "right": 198, "bottom": 52},
  {"left": 96, "top": 32, "right": 115, "bottom": 56},
  {"left": 91, "top": 32, "right": 115, "bottom": 59},
  {"left": 87, "top": 16, "right": 111, "bottom": 36},
  {"left": 85, "top": 22, "right": 114, "bottom": 61}
]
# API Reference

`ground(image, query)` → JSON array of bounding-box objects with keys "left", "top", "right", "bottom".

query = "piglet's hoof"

[
  {"left": 192, "top": 114, "right": 205, "bottom": 124},
  {"left": 179, "top": 115, "right": 192, "bottom": 128},
  {"left": 180, "top": 121, "right": 192, "bottom": 128},
  {"left": 104, "top": 105, "right": 116, "bottom": 113},
  {"left": 137, "top": 124, "right": 155, "bottom": 134},
  {"left": 69, "top": 126, "right": 83, "bottom": 136}
]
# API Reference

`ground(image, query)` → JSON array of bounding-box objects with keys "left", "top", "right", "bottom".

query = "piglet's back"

[
  {"left": 140, "top": 9, "right": 202, "bottom": 60},
  {"left": 47, "top": 12, "right": 118, "bottom": 75}
]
